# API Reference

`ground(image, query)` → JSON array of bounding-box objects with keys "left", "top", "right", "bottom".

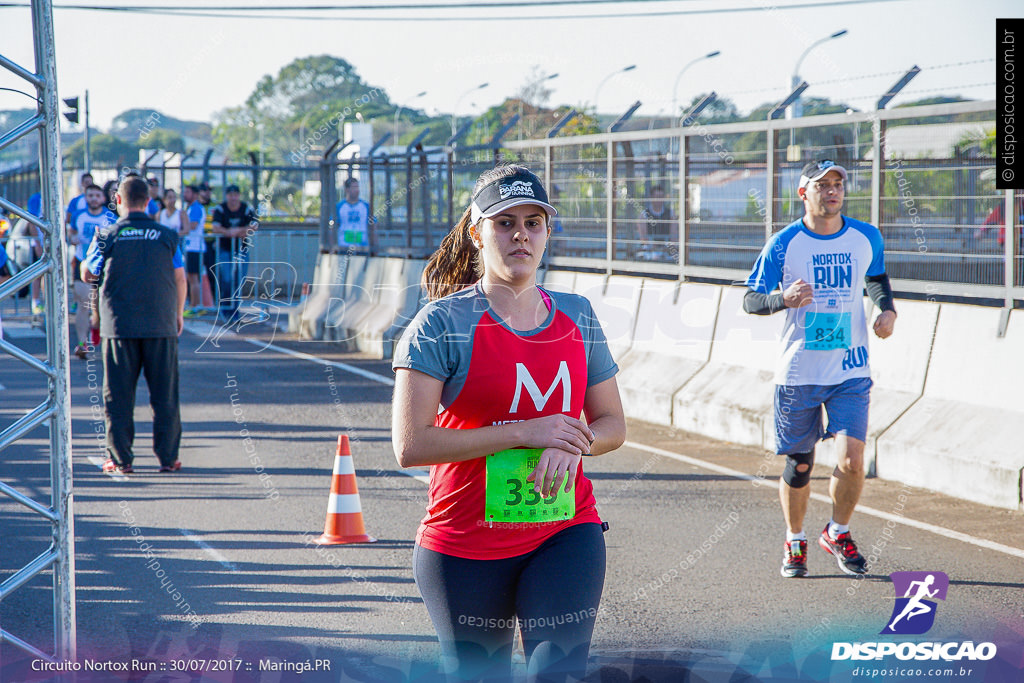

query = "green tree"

[
  {"left": 64, "top": 134, "right": 138, "bottom": 166},
  {"left": 214, "top": 55, "right": 396, "bottom": 164},
  {"left": 111, "top": 109, "right": 212, "bottom": 141},
  {"left": 516, "top": 66, "right": 556, "bottom": 109},
  {"left": 138, "top": 128, "right": 185, "bottom": 153},
  {"left": 686, "top": 94, "right": 741, "bottom": 124}
]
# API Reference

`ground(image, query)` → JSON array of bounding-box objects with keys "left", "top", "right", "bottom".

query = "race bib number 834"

[{"left": 804, "top": 311, "right": 852, "bottom": 351}]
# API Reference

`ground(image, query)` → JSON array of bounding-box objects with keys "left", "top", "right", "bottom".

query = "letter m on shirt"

[{"left": 510, "top": 361, "right": 571, "bottom": 413}]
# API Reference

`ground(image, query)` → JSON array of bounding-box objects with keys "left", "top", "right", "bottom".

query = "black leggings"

[{"left": 413, "top": 523, "right": 606, "bottom": 683}]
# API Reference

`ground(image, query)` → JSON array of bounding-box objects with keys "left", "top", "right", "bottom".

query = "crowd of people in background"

[{"left": 55, "top": 172, "right": 261, "bottom": 360}]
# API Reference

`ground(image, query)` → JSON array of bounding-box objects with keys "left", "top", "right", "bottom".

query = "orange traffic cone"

[
  {"left": 201, "top": 273, "right": 214, "bottom": 308},
  {"left": 316, "top": 435, "right": 376, "bottom": 545}
]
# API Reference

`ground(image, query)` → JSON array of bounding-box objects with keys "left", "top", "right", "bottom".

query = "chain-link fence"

[{"left": 500, "top": 99, "right": 1013, "bottom": 304}]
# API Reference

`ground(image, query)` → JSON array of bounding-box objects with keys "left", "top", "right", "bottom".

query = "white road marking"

[
  {"left": 179, "top": 528, "right": 238, "bottom": 572},
  {"left": 399, "top": 469, "right": 430, "bottom": 484},
  {"left": 250, "top": 339, "right": 395, "bottom": 387},
  {"left": 181, "top": 319, "right": 394, "bottom": 386},
  {"left": 623, "top": 440, "right": 1024, "bottom": 561}
]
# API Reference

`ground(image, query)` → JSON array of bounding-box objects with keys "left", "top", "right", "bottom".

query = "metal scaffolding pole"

[{"left": 0, "top": 0, "right": 76, "bottom": 662}]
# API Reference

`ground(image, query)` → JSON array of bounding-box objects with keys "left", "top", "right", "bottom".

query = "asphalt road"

[{"left": 2, "top": 313, "right": 1023, "bottom": 682}]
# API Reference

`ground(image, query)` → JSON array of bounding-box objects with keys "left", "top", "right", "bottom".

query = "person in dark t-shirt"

[
  {"left": 82, "top": 176, "right": 187, "bottom": 475},
  {"left": 211, "top": 184, "right": 259, "bottom": 317}
]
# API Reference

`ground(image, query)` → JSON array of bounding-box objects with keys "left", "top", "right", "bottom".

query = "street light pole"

[
  {"left": 257, "top": 123, "right": 264, "bottom": 167},
  {"left": 519, "top": 72, "right": 558, "bottom": 140},
  {"left": 671, "top": 50, "right": 720, "bottom": 118},
  {"left": 593, "top": 64, "right": 635, "bottom": 115},
  {"left": 790, "top": 29, "right": 847, "bottom": 118},
  {"left": 452, "top": 82, "right": 489, "bottom": 138},
  {"left": 394, "top": 90, "right": 427, "bottom": 145}
]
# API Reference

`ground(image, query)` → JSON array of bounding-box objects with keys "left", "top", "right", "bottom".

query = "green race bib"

[
  {"left": 804, "top": 311, "right": 851, "bottom": 350},
  {"left": 484, "top": 449, "right": 576, "bottom": 524},
  {"left": 343, "top": 230, "right": 364, "bottom": 245}
]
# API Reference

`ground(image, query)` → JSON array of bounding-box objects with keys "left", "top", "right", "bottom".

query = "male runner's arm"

[
  {"left": 743, "top": 279, "right": 815, "bottom": 315},
  {"left": 865, "top": 272, "right": 897, "bottom": 338},
  {"left": 392, "top": 368, "right": 594, "bottom": 470}
]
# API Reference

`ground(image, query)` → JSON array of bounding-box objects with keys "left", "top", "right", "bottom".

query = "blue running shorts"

[{"left": 773, "top": 377, "right": 872, "bottom": 455}]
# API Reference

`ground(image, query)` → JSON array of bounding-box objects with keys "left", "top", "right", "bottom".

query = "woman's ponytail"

[{"left": 422, "top": 207, "right": 481, "bottom": 301}]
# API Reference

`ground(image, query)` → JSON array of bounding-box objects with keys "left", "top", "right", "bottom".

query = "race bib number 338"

[{"left": 485, "top": 449, "right": 576, "bottom": 524}]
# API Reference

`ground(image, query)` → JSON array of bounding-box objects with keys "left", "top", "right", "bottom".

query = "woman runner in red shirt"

[{"left": 392, "top": 165, "right": 626, "bottom": 682}]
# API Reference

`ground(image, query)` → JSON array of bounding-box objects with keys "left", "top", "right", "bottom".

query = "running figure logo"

[{"left": 881, "top": 571, "right": 949, "bottom": 635}]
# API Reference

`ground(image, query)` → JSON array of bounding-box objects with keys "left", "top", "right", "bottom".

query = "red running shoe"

[
  {"left": 819, "top": 525, "right": 868, "bottom": 575},
  {"left": 102, "top": 459, "right": 133, "bottom": 474}
]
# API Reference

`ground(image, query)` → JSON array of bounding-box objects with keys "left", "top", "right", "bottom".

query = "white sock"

[
  {"left": 828, "top": 520, "right": 850, "bottom": 539},
  {"left": 786, "top": 530, "right": 806, "bottom": 542}
]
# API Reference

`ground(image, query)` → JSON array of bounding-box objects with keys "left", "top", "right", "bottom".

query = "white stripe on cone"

[
  {"left": 327, "top": 493, "right": 363, "bottom": 515},
  {"left": 332, "top": 456, "right": 355, "bottom": 476}
]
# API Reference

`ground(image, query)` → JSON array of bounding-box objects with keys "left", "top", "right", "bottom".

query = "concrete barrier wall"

[
  {"left": 816, "top": 299, "right": 939, "bottom": 475},
  {"left": 617, "top": 281, "right": 719, "bottom": 425},
  {"left": 541, "top": 269, "right": 576, "bottom": 294},
  {"left": 672, "top": 286, "right": 781, "bottom": 449},
  {"left": 290, "top": 253, "right": 348, "bottom": 340},
  {"left": 322, "top": 256, "right": 369, "bottom": 344},
  {"left": 876, "top": 305, "right": 1024, "bottom": 509},
  {"left": 573, "top": 274, "right": 642, "bottom": 362},
  {"left": 355, "top": 258, "right": 426, "bottom": 358}
]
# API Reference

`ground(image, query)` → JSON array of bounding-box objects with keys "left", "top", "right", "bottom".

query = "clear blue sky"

[{"left": 0, "top": 0, "right": 1012, "bottom": 131}]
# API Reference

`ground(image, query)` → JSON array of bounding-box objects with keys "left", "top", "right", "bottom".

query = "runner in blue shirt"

[
  {"left": 69, "top": 184, "right": 117, "bottom": 358},
  {"left": 744, "top": 160, "right": 897, "bottom": 579},
  {"left": 181, "top": 185, "right": 207, "bottom": 315},
  {"left": 64, "top": 171, "right": 93, "bottom": 227}
]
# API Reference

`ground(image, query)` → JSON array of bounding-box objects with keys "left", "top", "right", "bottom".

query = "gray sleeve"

[
  {"left": 392, "top": 302, "right": 454, "bottom": 381},
  {"left": 864, "top": 273, "right": 896, "bottom": 313},
  {"left": 743, "top": 288, "right": 786, "bottom": 315},
  {"left": 573, "top": 295, "right": 618, "bottom": 386}
]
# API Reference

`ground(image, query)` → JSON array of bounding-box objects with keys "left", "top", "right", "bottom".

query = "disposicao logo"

[
  {"left": 882, "top": 570, "right": 948, "bottom": 635},
  {"left": 831, "top": 570, "right": 997, "bottom": 663}
]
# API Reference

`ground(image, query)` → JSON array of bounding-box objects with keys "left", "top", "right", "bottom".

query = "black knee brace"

[{"left": 782, "top": 450, "right": 815, "bottom": 488}]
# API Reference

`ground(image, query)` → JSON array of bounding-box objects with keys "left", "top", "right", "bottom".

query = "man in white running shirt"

[
  {"left": 335, "top": 178, "right": 371, "bottom": 250},
  {"left": 744, "top": 160, "right": 897, "bottom": 579}
]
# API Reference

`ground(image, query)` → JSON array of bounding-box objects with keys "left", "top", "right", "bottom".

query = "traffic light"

[{"left": 62, "top": 96, "right": 79, "bottom": 124}]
